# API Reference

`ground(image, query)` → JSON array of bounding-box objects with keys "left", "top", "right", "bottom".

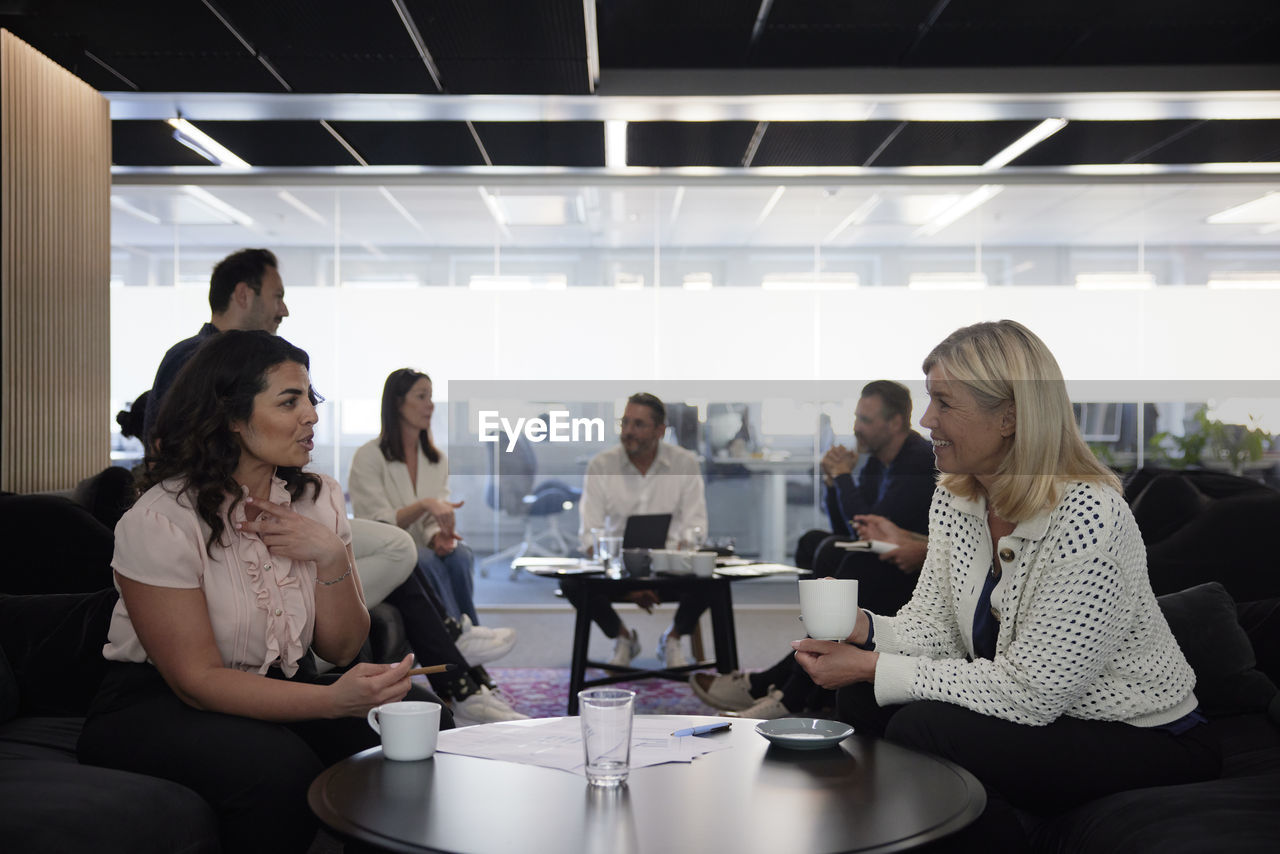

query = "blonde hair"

[{"left": 922, "top": 320, "right": 1121, "bottom": 521}]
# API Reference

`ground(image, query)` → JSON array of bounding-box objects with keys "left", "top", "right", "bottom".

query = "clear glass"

[{"left": 578, "top": 688, "right": 636, "bottom": 787}]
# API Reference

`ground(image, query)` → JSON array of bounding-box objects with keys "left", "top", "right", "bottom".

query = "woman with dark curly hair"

[{"left": 77, "top": 331, "right": 448, "bottom": 854}]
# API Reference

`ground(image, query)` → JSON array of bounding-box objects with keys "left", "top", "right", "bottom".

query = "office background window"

[{"left": 109, "top": 181, "right": 1280, "bottom": 557}]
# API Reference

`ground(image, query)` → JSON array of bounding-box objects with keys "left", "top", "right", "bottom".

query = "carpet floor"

[{"left": 487, "top": 667, "right": 719, "bottom": 719}]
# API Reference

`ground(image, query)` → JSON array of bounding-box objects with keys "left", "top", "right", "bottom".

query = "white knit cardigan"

[{"left": 871, "top": 481, "right": 1198, "bottom": 727}]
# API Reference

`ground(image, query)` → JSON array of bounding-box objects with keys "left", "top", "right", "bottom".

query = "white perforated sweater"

[{"left": 871, "top": 481, "right": 1198, "bottom": 727}]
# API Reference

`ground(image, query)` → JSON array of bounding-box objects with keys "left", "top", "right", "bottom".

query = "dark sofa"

[
  {"left": 0, "top": 587, "right": 221, "bottom": 854},
  {"left": 1028, "top": 468, "right": 1280, "bottom": 852}
]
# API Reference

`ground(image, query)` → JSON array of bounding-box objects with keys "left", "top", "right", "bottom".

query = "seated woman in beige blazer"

[{"left": 349, "top": 369, "right": 518, "bottom": 667}]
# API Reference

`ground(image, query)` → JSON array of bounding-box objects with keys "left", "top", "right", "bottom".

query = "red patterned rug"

[{"left": 487, "top": 667, "right": 719, "bottom": 719}]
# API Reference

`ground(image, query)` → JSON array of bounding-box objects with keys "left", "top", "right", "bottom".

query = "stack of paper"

[{"left": 436, "top": 716, "right": 733, "bottom": 775}]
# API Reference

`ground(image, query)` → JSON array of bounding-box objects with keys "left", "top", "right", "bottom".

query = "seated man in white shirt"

[{"left": 562, "top": 392, "right": 709, "bottom": 669}]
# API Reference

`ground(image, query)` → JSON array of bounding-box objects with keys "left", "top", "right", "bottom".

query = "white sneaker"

[
  {"left": 658, "top": 625, "right": 692, "bottom": 668},
  {"left": 724, "top": 687, "right": 789, "bottom": 720},
  {"left": 455, "top": 615, "right": 517, "bottom": 665},
  {"left": 452, "top": 686, "right": 529, "bottom": 726},
  {"left": 690, "top": 671, "right": 756, "bottom": 711},
  {"left": 608, "top": 628, "right": 641, "bottom": 668}
]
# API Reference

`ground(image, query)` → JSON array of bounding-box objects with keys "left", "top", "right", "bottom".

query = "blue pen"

[{"left": 672, "top": 722, "right": 732, "bottom": 737}]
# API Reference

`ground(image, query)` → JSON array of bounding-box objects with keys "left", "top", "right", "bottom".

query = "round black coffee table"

[{"left": 309, "top": 714, "right": 985, "bottom": 853}]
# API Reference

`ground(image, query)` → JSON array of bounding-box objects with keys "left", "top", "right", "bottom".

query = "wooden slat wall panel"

[{"left": 1, "top": 29, "right": 110, "bottom": 492}]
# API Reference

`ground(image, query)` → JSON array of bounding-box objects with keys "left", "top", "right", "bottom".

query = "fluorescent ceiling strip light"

[
  {"left": 754, "top": 186, "right": 785, "bottom": 227},
  {"left": 583, "top": 0, "right": 600, "bottom": 93},
  {"left": 476, "top": 187, "right": 513, "bottom": 239},
  {"left": 1207, "top": 192, "right": 1280, "bottom": 224},
  {"left": 682, "top": 272, "right": 714, "bottom": 290},
  {"left": 166, "top": 118, "right": 250, "bottom": 168},
  {"left": 670, "top": 186, "right": 686, "bottom": 223},
  {"left": 604, "top": 120, "right": 628, "bottom": 168},
  {"left": 823, "top": 193, "right": 882, "bottom": 243},
  {"left": 914, "top": 185, "right": 1003, "bottom": 237},
  {"left": 982, "top": 118, "right": 1068, "bottom": 170},
  {"left": 379, "top": 187, "right": 425, "bottom": 234},
  {"left": 182, "top": 185, "right": 254, "bottom": 226},
  {"left": 908, "top": 272, "right": 988, "bottom": 290},
  {"left": 276, "top": 190, "right": 327, "bottom": 225},
  {"left": 1207, "top": 272, "right": 1280, "bottom": 290},
  {"left": 110, "top": 195, "right": 160, "bottom": 224},
  {"left": 1075, "top": 272, "right": 1155, "bottom": 290},
  {"left": 762, "top": 273, "right": 859, "bottom": 291}
]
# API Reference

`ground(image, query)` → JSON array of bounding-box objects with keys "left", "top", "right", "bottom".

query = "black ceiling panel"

[
  {"left": 473, "top": 123, "right": 604, "bottom": 167},
  {"left": 1142, "top": 119, "right": 1280, "bottom": 164},
  {"left": 873, "top": 121, "right": 1040, "bottom": 167},
  {"left": 903, "top": 0, "right": 1100, "bottom": 66},
  {"left": 1061, "top": 0, "right": 1280, "bottom": 65},
  {"left": 597, "top": 0, "right": 758, "bottom": 67},
  {"left": 187, "top": 122, "right": 360, "bottom": 167},
  {"left": 3, "top": 0, "right": 279, "bottom": 92},
  {"left": 326, "top": 121, "right": 483, "bottom": 166},
  {"left": 627, "top": 122, "right": 759, "bottom": 167},
  {"left": 751, "top": 122, "right": 908, "bottom": 167},
  {"left": 405, "top": 0, "right": 589, "bottom": 94},
  {"left": 111, "top": 121, "right": 211, "bottom": 167},
  {"left": 213, "top": 0, "right": 437, "bottom": 94},
  {"left": 1013, "top": 120, "right": 1201, "bottom": 165},
  {"left": 753, "top": 0, "right": 942, "bottom": 66}
]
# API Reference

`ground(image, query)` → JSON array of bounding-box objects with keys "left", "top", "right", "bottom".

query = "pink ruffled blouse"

[{"left": 103, "top": 473, "right": 352, "bottom": 678}]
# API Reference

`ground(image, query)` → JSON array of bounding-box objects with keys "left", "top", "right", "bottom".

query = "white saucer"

[{"left": 755, "top": 718, "right": 854, "bottom": 750}]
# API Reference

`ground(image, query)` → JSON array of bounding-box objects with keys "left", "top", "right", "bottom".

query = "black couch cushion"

[
  {"left": 0, "top": 760, "right": 220, "bottom": 854},
  {"left": 0, "top": 493, "right": 114, "bottom": 594},
  {"left": 1237, "top": 598, "right": 1280, "bottom": 686},
  {"left": 1130, "top": 473, "right": 1210, "bottom": 546},
  {"left": 0, "top": 589, "right": 118, "bottom": 717},
  {"left": 1157, "top": 582, "right": 1278, "bottom": 720},
  {"left": 0, "top": 644, "right": 16, "bottom": 724},
  {"left": 1147, "top": 491, "right": 1280, "bottom": 602},
  {"left": 1032, "top": 772, "right": 1280, "bottom": 854}
]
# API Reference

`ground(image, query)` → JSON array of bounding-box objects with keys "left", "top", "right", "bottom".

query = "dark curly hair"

[
  {"left": 140, "top": 330, "right": 321, "bottom": 554},
  {"left": 377, "top": 368, "right": 441, "bottom": 465}
]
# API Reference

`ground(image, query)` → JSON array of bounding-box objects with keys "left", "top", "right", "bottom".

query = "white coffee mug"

[
  {"left": 691, "top": 550, "right": 717, "bottom": 577},
  {"left": 650, "top": 549, "right": 673, "bottom": 572},
  {"left": 797, "top": 578, "right": 859, "bottom": 641},
  {"left": 367, "top": 700, "right": 441, "bottom": 761}
]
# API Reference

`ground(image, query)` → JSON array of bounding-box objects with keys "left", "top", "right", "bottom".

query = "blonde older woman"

[{"left": 792, "top": 320, "right": 1219, "bottom": 850}]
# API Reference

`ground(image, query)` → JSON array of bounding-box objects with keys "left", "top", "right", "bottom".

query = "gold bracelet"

[{"left": 316, "top": 564, "right": 353, "bottom": 586}]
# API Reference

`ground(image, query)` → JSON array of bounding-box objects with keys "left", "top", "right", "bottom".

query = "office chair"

[{"left": 479, "top": 428, "right": 582, "bottom": 580}]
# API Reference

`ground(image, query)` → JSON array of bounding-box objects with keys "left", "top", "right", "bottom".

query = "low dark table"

[
  {"left": 309, "top": 714, "right": 986, "bottom": 854},
  {"left": 566, "top": 574, "right": 739, "bottom": 714}
]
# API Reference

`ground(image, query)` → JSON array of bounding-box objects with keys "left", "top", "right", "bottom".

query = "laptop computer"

[{"left": 622, "top": 513, "right": 672, "bottom": 549}]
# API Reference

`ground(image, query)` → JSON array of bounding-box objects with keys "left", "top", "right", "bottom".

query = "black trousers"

[
  {"left": 78, "top": 662, "right": 445, "bottom": 854},
  {"left": 383, "top": 565, "right": 491, "bottom": 699},
  {"left": 559, "top": 577, "right": 709, "bottom": 639},
  {"left": 837, "top": 683, "right": 1222, "bottom": 851}
]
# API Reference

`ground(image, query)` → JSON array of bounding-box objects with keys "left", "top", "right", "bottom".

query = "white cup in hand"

[
  {"left": 367, "top": 701, "right": 442, "bottom": 761},
  {"left": 797, "top": 579, "right": 859, "bottom": 641}
]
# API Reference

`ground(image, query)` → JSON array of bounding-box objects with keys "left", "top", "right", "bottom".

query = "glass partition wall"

[{"left": 110, "top": 179, "right": 1280, "bottom": 562}]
